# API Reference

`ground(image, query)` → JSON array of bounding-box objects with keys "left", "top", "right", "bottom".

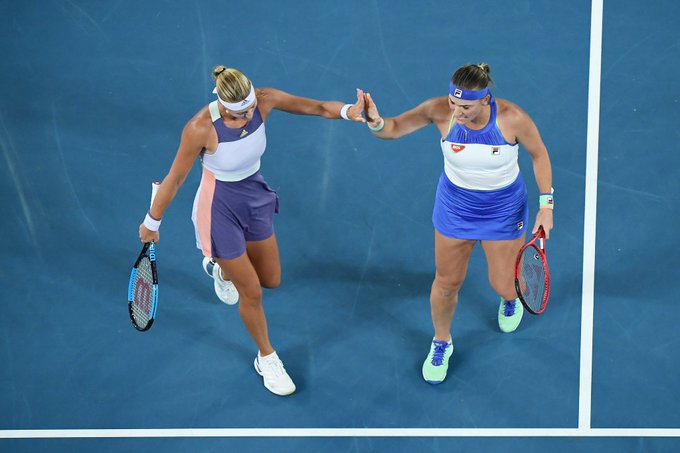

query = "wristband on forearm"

[
  {"left": 143, "top": 211, "right": 162, "bottom": 231},
  {"left": 340, "top": 104, "right": 353, "bottom": 120},
  {"left": 368, "top": 117, "right": 385, "bottom": 132},
  {"left": 539, "top": 193, "right": 554, "bottom": 209}
]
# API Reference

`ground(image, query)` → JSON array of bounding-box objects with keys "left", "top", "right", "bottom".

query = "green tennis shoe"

[
  {"left": 498, "top": 298, "right": 523, "bottom": 333},
  {"left": 422, "top": 338, "right": 454, "bottom": 384}
]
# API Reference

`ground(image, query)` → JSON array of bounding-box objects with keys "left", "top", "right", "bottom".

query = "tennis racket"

[
  {"left": 127, "top": 182, "right": 160, "bottom": 331},
  {"left": 514, "top": 226, "right": 550, "bottom": 315}
]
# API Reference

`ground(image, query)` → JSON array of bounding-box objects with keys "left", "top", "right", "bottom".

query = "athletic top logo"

[{"left": 450, "top": 144, "right": 465, "bottom": 153}]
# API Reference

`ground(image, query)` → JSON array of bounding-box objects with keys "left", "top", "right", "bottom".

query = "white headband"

[{"left": 212, "top": 84, "right": 256, "bottom": 111}]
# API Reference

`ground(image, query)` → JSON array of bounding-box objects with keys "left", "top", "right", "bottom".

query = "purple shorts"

[{"left": 192, "top": 169, "right": 279, "bottom": 259}]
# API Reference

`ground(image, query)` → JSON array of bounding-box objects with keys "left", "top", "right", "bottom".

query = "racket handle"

[
  {"left": 150, "top": 182, "right": 161, "bottom": 208},
  {"left": 538, "top": 225, "right": 547, "bottom": 249}
]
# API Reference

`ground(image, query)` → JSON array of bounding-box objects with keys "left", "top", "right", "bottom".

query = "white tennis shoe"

[
  {"left": 254, "top": 351, "right": 296, "bottom": 396},
  {"left": 202, "top": 257, "right": 239, "bottom": 305}
]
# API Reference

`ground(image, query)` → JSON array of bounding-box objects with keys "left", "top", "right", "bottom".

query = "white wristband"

[
  {"left": 340, "top": 104, "right": 352, "bottom": 120},
  {"left": 143, "top": 212, "right": 162, "bottom": 231}
]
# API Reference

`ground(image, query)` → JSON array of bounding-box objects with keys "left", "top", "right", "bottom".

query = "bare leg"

[
  {"left": 214, "top": 234, "right": 282, "bottom": 356},
  {"left": 245, "top": 234, "right": 281, "bottom": 289},
  {"left": 430, "top": 230, "right": 476, "bottom": 341},
  {"left": 480, "top": 234, "right": 526, "bottom": 301}
]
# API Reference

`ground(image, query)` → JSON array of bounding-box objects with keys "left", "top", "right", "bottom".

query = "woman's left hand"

[
  {"left": 532, "top": 209, "right": 553, "bottom": 239},
  {"left": 347, "top": 88, "right": 366, "bottom": 122}
]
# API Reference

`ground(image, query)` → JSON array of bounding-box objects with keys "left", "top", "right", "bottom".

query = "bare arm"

[
  {"left": 257, "top": 87, "right": 365, "bottom": 122},
  {"left": 504, "top": 103, "right": 554, "bottom": 237},
  {"left": 363, "top": 92, "right": 441, "bottom": 139},
  {"left": 138, "top": 117, "right": 207, "bottom": 243}
]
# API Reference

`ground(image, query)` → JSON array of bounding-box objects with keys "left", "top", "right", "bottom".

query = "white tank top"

[
  {"left": 440, "top": 98, "right": 519, "bottom": 190},
  {"left": 201, "top": 101, "right": 267, "bottom": 182}
]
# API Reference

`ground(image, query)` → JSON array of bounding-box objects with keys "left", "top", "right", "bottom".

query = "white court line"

[
  {"left": 579, "top": 0, "right": 604, "bottom": 430},
  {"left": 2, "top": 428, "right": 680, "bottom": 439}
]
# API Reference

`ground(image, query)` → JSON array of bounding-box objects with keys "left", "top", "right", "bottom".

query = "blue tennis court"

[{"left": 1, "top": 0, "right": 678, "bottom": 451}]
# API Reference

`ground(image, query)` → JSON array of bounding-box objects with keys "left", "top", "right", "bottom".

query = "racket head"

[
  {"left": 514, "top": 227, "right": 550, "bottom": 315},
  {"left": 127, "top": 242, "right": 158, "bottom": 331}
]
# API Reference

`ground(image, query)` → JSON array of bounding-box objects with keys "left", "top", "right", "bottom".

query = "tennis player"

[
  {"left": 138, "top": 65, "right": 365, "bottom": 395},
  {"left": 362, "top": 63, "right": 554, "bottom": 384}
]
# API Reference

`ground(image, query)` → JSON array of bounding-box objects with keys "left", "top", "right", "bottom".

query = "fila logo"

[
  {"left": 453, "top": 88, "right": 463, "bottom": 98},
  {"left": 492, "top": 147, "right": 500, "bottom": 155},
  {"left": 450, "top": 144, "right": 465, "bottom": 153},
  {"left": 240, "top": 130, "right": 248, "bottom": 138}
]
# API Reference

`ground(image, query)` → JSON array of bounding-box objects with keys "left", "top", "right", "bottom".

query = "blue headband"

[{"left": 449, "top": 82, "right": 490, "bottom": 100}]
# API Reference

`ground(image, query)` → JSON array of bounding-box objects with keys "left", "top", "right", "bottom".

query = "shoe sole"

[{"left": 424, "top": 377, "right": 444, "bottom": 385}]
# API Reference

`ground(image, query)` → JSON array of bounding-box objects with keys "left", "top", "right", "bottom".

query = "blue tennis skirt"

[{"left": 432, "top": 172, "right": 528, "bottom": 241}]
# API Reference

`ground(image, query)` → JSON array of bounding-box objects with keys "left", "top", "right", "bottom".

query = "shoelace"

[
  {"left": 503, "top": 300, "right": 516, "bottom": 316},
  {"left": 261, "top": 356, "right": 286, "bottom": 378},
  {"left": 430, "top": 341, "right": 450, "bottom": 366}
]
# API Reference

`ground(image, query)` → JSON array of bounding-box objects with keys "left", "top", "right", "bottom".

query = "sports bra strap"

[
  {"left": 208, "top": 101, "right": 221, "bottom": 122},
  {"left": 446, "top": 113, "right": 456, "bottom": 134}
]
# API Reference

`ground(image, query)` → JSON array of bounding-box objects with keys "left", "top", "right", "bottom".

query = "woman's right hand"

[{"left": 139, "top": 224, "right": 160, "bottom": 244}]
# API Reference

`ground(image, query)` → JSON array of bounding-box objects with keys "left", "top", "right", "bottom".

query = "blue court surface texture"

[{"left": 1, "top": 1, "right": 679, "bottom": 452}]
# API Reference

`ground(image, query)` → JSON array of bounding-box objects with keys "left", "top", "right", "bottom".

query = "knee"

[
  {"left": 260, "top": 273, "right": 281, "bottom": 289},
  {"left": 489, "top": 277, "right": 517, "bottom": 301},
  {"left": 433, "top": 272, "right": 464, "bottom": 298},
  {"left": 237, "top": 283, "right": 263, "bottom": 304}
]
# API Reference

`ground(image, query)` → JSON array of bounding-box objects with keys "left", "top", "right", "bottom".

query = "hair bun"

[
  {"left": 213, "top": 65, "right": 227, "bottom": 78},
  {"left": 477, "top": 63, "right": 491, "bottom": 76}
]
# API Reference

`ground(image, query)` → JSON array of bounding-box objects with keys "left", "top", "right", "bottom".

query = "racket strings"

[
  {"left": 131, "top": 258, "right": 154, "bottom": 326},
  {"left": 518, "top": 246, "right": 547, "bottom": 312}
]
